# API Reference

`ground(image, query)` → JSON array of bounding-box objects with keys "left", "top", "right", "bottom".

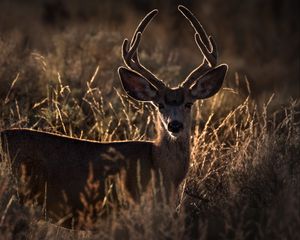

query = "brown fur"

[
  {"left": 0, "top": 124, "right": 190, "bottom": 226},
  {"left": 0, "top": 129, "right": 154, "bottom": 224}
]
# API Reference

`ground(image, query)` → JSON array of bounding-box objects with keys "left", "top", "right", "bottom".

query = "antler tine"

[
  {"left": 130, "top": 9, "right": 158, "bottom": 47},
  {"left": 178, "top": 5, "right": 218, "bottom": 88},
  {"left": 178, "top": 5, "right": 210, "bottom": 50},
  {"left": 122, "top": 9, "right": 166, "bottom": 89}
]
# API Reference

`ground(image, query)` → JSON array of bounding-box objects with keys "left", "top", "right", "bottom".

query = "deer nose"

[{"left": 168, "top": 121, "right": 183, "bottom": 133}]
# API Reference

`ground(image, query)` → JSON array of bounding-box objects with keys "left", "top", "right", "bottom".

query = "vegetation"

[{"left": 0, "top": 1, "right": 299, "bottom": 239}]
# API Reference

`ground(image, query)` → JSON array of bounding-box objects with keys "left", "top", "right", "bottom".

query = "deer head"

[{"left": 118, "top": 5, "right": 228, "bottom": 138}]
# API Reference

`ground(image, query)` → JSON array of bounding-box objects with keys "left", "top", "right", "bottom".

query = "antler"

[
  {"left": 122, "top": 9, "right": 166, "bottom": 89},
  {"left": 178, "top": 5, "right": 218, "bottom": 88}
]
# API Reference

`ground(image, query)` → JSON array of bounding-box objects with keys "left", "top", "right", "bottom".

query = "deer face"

[
  {"left": 155, "top": 87, "right": 192, "bottom": 137},
  {"left": 118, "top": 65, "right": 227, "bottom": 137},
  {"left": 118, "top": 69, "right": 190, "bottom": 137}
]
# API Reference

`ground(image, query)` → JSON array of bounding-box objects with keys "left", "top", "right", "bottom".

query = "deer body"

[
  {"left": 1, "top": 129, "right": 153, "bottom": 202},
  {"left": 0, "top": 5, "right": 227, "bottom": 228},
  {"left": 1, "top": 125, "right": 189, "bottom": 221}
]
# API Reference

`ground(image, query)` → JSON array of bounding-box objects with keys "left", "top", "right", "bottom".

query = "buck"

[{"left": 0, "top": 6, "right": 227, "bottom": 227}]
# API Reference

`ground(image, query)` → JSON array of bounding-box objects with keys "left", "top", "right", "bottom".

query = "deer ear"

[
  {"left": 118, "top": 67, "right": 158, "bottom": 102},
  {"left": 189, "top": 64, "right": 228, "bottom": 99}
]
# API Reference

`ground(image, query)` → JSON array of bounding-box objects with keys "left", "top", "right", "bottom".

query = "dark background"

[{"left": 0, "top": 0, "right": 299, "bottom": 102}]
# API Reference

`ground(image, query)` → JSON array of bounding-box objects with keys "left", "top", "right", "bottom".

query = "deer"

[{"left": 0, "top": 5, "right": 227, "bottom": 228}]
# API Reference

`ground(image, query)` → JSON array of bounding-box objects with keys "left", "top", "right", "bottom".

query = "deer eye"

[
  {"left": 185, "top": 103, "right": 193, "bottom": 109},
  {"left": 158, "top": 103, "right": 165, "bottom": 110}
]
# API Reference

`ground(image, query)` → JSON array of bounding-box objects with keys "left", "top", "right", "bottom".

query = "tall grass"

[
  {"left": 0, "top": 56, "right": 299, "bottom": 238},
  {"left": 0, "top": 2, "right": 299, "bottom": 238}
]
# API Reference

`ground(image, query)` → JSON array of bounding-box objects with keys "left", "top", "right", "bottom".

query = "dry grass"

[
  {"left": 0, "top": 1, "right": 299, "bottom": 239},
  {"left": 0, "top": 60, "right": 299, "bottom": 239}
]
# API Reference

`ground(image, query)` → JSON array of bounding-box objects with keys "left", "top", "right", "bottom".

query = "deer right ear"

[
  {"left": 118, "top": 67, "right": 158, "bottom": 102},
  {"left": 189, "top": 64, "right": 228, "bottom": 99}
]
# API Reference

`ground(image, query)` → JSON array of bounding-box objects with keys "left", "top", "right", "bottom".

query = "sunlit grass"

[
  {"left": 1, "top": 58, "right": 299, "bottom": 238},
  {"left": 0, "top": 7, "right": 299, "bottom": 239}
]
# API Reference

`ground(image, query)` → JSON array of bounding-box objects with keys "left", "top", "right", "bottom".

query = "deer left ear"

[
  {"left": 189, "top": 64, "right": 228, "bottom": 99},
  {"left": 118, "top": 67, "right": 158, "bottom": 102}
]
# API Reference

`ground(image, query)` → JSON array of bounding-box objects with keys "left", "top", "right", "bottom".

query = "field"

[{"left": 0, "top": 1, "right": 299, "bottom": 239}]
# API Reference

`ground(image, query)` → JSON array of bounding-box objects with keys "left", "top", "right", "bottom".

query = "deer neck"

[{"left": 153, "top": 118, "right": 191, "bottom": 188}]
